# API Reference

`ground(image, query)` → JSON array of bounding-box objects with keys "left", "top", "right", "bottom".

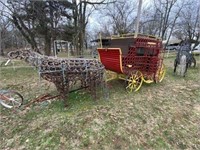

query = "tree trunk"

[
  {"left": 44, "top": 34, "right": 51, "bottom": 56},
  {"left": 72, "top": 0, "right": 78, "bottom": 56},
  {"left": 12, "top": 16, "right": 38, "bottom": 50},
  {"left": 0, "top": 30, "right": 4, "bottom": 56}
]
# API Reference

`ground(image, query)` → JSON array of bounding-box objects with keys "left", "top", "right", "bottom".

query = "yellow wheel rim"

[
  {"left": 143, "top": 75, "right": 154, "bottom": 84},
  {"left": 158, "top": 64, "right": 166, "bottom": 82},
  {"left": 126, "top": 71, "right": 143, "bottom": 92}
]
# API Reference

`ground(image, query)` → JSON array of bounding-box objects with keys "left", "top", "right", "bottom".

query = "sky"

[{"left": 87, "top": 0, "right": 151, "bottom": 33}]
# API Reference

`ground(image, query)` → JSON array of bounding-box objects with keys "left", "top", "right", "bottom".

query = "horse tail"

[{"left": 180, "top": 54, "right": 187, "bottom": 76}]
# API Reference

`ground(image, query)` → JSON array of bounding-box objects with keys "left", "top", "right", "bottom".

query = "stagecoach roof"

[
  {"left": 91, "top": 34, "right": 160, "bottom": 43},
  {"left": 91, "top": 38, "right": 111, "bottom": 43}
]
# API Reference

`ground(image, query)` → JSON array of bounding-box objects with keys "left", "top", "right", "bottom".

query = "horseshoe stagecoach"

[{"left": 97, "top": 34, "right": 166, "bottom": 92}]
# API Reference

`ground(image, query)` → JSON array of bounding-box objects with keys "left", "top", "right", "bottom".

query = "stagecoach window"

[
  {"left": 136, "top": 48, "right": 145, "bottom": 56},
  {"left": 147, "top": 49, "right": 156, "bottom": 56}
]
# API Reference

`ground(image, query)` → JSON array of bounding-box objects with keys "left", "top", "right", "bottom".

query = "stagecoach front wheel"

[
  {"left": 126, "top": 71, "right": 143, "bottom": 92},
  {"left": 157, "top": 64, "right": 166, "bottom": 82}
]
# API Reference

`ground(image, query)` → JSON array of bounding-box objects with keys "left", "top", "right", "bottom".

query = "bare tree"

[
  {"left": 0, "top": 14, "right": 11, "bottom": 56},
  {"left": 72, "top": 0, "right": 115, "bottom": 56},
  {"left": 0, "top": 0, "right": 73, "bottom": 55},
  {"left": 100, "top": 0, "right": 137, "bottom": 35},
  {"left": 136, "top": 0, "right": 188, "bottom": 49},
  {"left": 173, "top": 0, "right": 200, "bottom": 48},
  {"left": 140, "top": 5, "right": 164, "bottom": 36}
]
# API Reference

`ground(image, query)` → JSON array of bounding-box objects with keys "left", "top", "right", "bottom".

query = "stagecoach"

[{"left": 96, "top": 34, "right": 166, "bottom": 92}]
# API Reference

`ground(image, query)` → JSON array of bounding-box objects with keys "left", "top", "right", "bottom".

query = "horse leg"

[
  {"left": 81, "top": 73, "right": 87, "bottom": 88},
  {"left": 91, "top": 78, "right": 96, "bottom": 100},
  {"left": 188, "top": 60, "right": 191, "bottom": 67},
  {"left": 55, "top": 82, "right": 69, "bottom": 107},
  {"left": 184, "top": 63, "right": 189, "bottom": 77},
  {"left": 180, "top": 55, "right": 186, "bottom": 77},
  {"left": 94, "top": 78, "right": 97, "bottom": 100},
  {"left": 174, "top": 59, "right": 178, "bottom": 74},
  {"left": 193, "top": 56, "right": 196, "bottom": 68},
  {"left": 89, "top": 77, "right": 97, "bottom": 101},
  {"left": 62, "top": 85, "right": 69, "bottom": 107}
]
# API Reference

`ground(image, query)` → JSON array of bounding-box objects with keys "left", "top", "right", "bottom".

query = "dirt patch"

[{"left": 194, "top": 104, "right": 200, "bottom": 113}]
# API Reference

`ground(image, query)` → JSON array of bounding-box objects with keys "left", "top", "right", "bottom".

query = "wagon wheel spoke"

[
  {"left": 126, "top": 83, "right": 132, "bottom": 89},
  {"left": 135, "top": 75, "right": 143, "bottom": 80},
  {"left": 125, "top": 71, "right": 143, "bottom": 92}
]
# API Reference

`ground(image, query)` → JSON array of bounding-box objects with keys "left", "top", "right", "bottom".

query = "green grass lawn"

[{"left": 0, "top": 56, "right": 200, "bottom": 149}]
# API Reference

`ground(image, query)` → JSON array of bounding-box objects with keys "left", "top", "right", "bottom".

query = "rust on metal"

[{"left": 8, "top": 49, "right": 106, "bottom": 107}]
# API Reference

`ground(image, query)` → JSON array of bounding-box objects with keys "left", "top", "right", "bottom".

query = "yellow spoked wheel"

[
  {"left": 143, "top": 75, "right": 154, "bottom": 84},
  {"left": 126, "top": 71, "right": 143, "bottom": 92},
  {"left": 157, "top": 64, "right": 166, "bottom": 82}
]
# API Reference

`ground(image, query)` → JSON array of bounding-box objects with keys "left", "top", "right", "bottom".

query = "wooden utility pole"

[
  {"left": 134, "top": 0, "right": 142, "bottom": 38},
  {"left": 0, "top": 27, "right": 4, "bottom": 56},
  {"left": 0, "top": 29, "right": 1, "bottom": 55}
]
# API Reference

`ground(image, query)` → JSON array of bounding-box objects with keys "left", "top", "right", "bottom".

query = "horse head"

[
  {"left": 8, "top": 49, "right": 32, "bottom": 60},
  {"left": 7, "top": 49, "right": 43, "bottom": 68}
]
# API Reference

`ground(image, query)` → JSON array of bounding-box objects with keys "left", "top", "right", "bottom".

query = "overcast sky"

[{"left": 87, "top": 0, "right": 151, "bottom": 33}]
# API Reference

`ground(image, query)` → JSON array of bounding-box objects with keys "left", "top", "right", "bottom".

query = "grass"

[{"left": 0, "top": 56, "right": 200, "bottom": 149}]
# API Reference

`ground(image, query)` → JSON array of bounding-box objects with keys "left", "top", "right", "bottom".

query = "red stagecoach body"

[{"left": 97, "top": 34, "right": 165, "bottom": 92}]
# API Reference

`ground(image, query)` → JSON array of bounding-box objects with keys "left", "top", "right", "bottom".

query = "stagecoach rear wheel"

[
  {"left": 143, "top": 75, "right": 154, "bottom": 83},
  {"left": 125, "top": 71, "right": 143, "bottom": 92},
  {"left": 157, "top": 64, "right": 166, "bottom": 82}
]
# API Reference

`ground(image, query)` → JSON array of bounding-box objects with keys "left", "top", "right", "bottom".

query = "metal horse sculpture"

[
  {"left": 174, "top": 40, "right": 196, "bottom": 77},
  {"left": 8, "top": 49, "right": 106, "bottom": 107}
]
